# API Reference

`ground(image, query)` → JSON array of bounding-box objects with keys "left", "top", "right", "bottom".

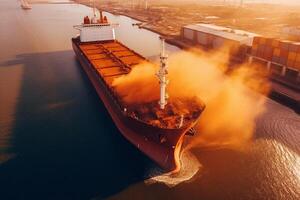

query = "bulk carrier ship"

[{"left": 72, "top": 9, "right": 205, "bottom": 172}]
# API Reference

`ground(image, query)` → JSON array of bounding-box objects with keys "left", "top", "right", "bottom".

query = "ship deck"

[
  {"left": 76, "top": 39, "right": 204, "bottom": 129},
  {"left": 79, "top": 41, "right": 145, "bottom": 85}
]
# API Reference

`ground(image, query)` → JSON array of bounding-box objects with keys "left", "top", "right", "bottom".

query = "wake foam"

[{"left": 145, "top": 150, "right": 201, "bottom": 187}]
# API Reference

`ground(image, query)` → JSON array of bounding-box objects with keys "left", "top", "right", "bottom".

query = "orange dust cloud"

[{"left": 112, "top": 48, "right": 270, "bottom": 148}]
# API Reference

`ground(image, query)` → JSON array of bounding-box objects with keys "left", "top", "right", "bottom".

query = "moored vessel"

[{"left": 72, "top": 8, "right": 205, "bottom": 172}]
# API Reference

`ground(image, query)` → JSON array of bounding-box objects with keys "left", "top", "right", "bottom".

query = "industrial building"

[
  {"left": 180, "top": 23, "right": 300, "bottom": 87},
  {"left": 181, "top": 23, "right": 259, "bottom": 60},
  {"left": 181, "top": 23, "right": 258, "bottom": 48}
]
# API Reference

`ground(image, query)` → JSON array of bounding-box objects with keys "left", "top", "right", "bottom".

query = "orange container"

[
  {"left": 259, "top": 37, "right": 267, "bottom": 45},
  {"left": 289, "top": 43, "right": 299, "bottom": 52},
  {"left": 288, "top": 52, "right": 297, "bottom": 61},
  {"left": 297, "top": 45, "right": 300, "bottom": 53},
  {"left": 279, "top": 41, "right": 290, "bottom": 51},
  {"left": 257, "top": 45, "right": 265, "bottom": 58},
  {"left": 263, "top": 46, "right": 273, "bottom": 60},
  {"left": 273, "top": 48, "right": 281, "bottom": 57},
  {"left": 294, "top": 62, "right": 300, "bottom": 70},
  {"left": 253, "top": 37, "right": 260, "bottom": 45},
  {"left": 287, "top": 60, "right": 295, "bottom": 68},
  {"left": 251, "top": 49, "right": 258, "bottom": 56},
  {"left": 279, "top": 49, "right": 288, "bottom": 65},
  {"left": 252, "top": 43, "right": 258, "bottom": 50},
  {"left": 272, "top": 39, "right": 280, "bottom": 48},
  {"left": 266, "top": 38, "right": 273, "bottom": 46},
  {"left": 280, "top": 49, "right": 288, "bottom": 57}
]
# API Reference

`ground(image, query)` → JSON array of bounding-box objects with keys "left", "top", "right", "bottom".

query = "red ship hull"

[{"left": 72, "top": 38, "right": 200, "bottom": 171}]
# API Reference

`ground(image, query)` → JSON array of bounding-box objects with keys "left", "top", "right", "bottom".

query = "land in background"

[{"left": 75, "top": 0, "right": 300, "bottom": 41}]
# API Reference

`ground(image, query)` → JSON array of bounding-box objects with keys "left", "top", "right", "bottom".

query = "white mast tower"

[
  {"left": 157, "top": 38, "right": 169, "bottom": 109},
  {"left": 91, "top": 0, "right": 97, "bottom": 24}
]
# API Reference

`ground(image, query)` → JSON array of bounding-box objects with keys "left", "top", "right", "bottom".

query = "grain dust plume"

[{"left": 112, "top": 48, "right": 269, "bottom": 148}]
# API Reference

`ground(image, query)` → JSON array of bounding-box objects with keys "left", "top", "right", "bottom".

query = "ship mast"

[
  {"left": 157, "top": 38, "right": 169, "bottom": 109},
  {"left": 93, "top": 0, "right": 96, "bottom": 16},
  {"left": 91, "top": 0, "right": 97, "bottom": 23}
]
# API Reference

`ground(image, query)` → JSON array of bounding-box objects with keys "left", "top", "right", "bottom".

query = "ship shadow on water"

[{"left": 0, "top": 51, "right": 161, "bottom": 200}]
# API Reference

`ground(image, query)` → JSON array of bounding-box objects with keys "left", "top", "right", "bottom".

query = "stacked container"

[
  {"left": 251, "top": 36, "right": 300, "bottom": 85},
  {"left": 251, "top": 36, "right": 300, "bottom": 71},
  {"left": 182, "top": 28, "right": 194, "bottom": 41}
]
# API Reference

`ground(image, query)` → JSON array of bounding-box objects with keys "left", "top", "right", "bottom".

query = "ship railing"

[
  {"left": 93, "top": 65, "right": 125, "bottom": 114},
  {"left": 77, "top": 42, "right": 133, "bottom": 118},
  {"left": 73, "top": 23, "right": 119, "bottom": 30},
  {"left": 94, "top": 67, "right": 125, "bottom": 114}
]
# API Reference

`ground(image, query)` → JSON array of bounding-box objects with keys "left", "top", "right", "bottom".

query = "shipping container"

[
  {"left": 183, "top": 28, "right": 194, "bottom": 41},
  {"left": 285, "top": 68, "right": 299, "bottom": 82},
  {"left": 197, "top": 32, "right": 208, "bottom": 45},
  {"left": 251, "top": 36, "right": 300, "bottom": 71},
  {"left": 270, "top": 63, "right": 283, "bottom": 76}
]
